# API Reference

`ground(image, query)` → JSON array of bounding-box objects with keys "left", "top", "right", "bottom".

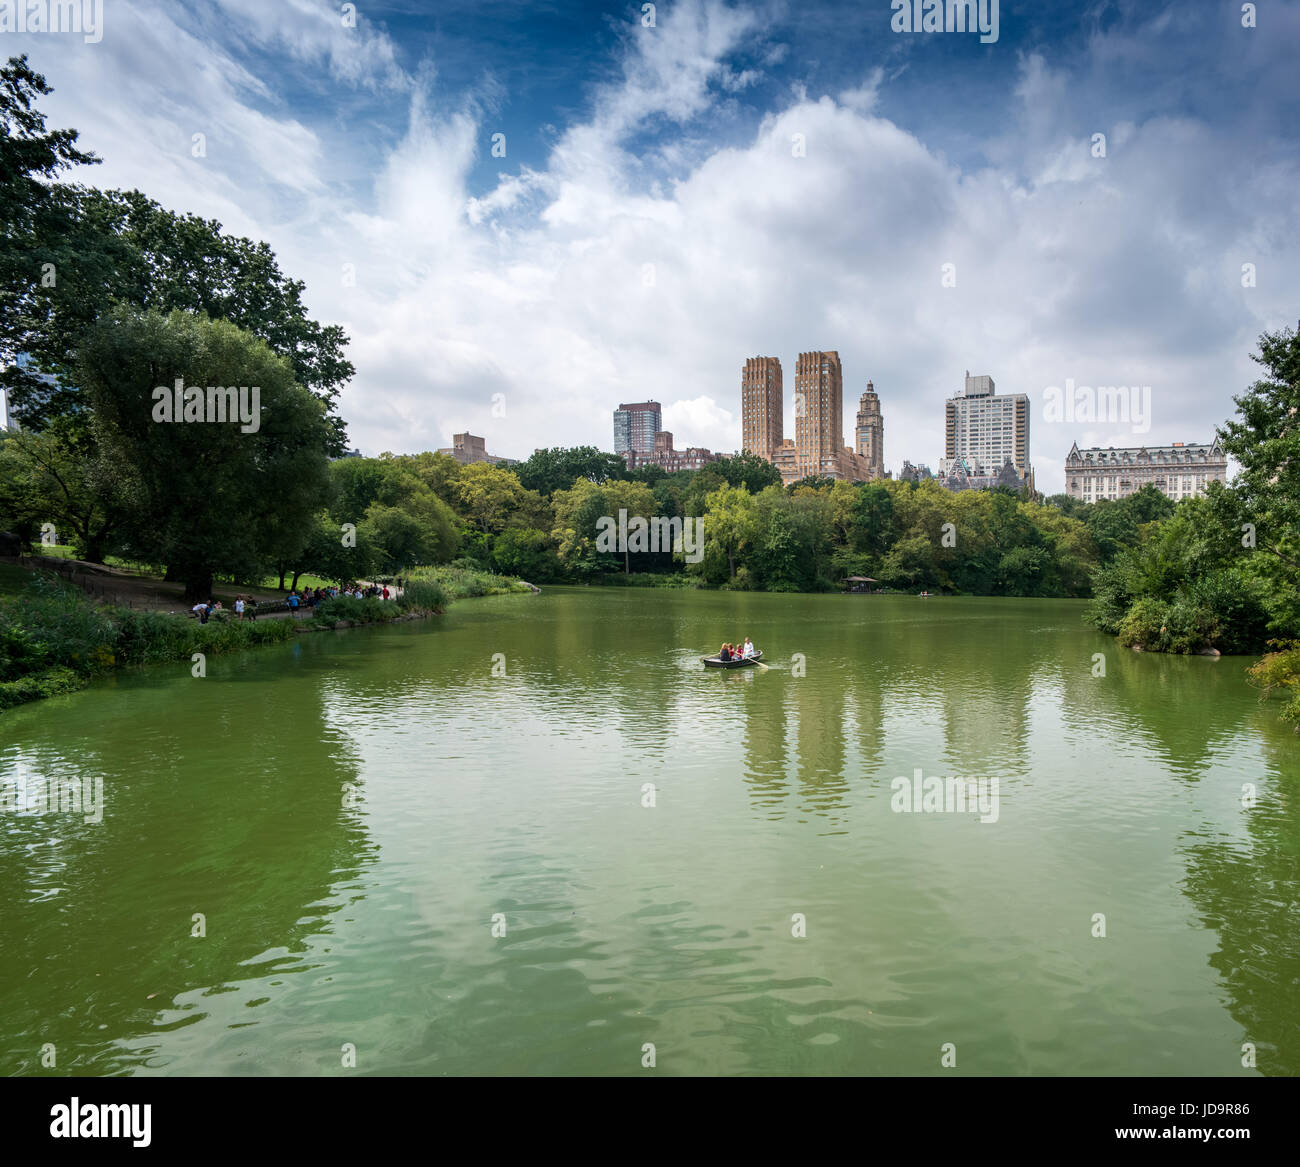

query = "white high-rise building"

[{"left": 941, "top": 371, "right": 1031, "bottom": 482}]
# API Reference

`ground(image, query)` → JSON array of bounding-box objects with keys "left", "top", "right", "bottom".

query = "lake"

[{"left": 1, "top": 588, "right": 1296, "bottom": 1076}]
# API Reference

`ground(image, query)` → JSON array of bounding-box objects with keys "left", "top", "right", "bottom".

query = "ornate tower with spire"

[{"left": 855, "top": 380, "right": 884, "bottom": 479}]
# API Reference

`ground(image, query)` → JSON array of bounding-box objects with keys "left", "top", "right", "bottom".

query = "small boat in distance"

[{"left": 702, "top": 651, "right": 764, "bottom": 669}]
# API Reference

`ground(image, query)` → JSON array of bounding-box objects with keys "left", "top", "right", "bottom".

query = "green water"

[{"left": 2, "top": 589, "right": 1297, "bottom": 1076}]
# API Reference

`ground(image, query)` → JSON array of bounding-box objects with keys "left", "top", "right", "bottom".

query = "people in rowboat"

[
  {"left": 718, "top": 643, "right": 733, "bottom": 661},
  {"left": 742, "top": 637, "right": 755, "bottom": 659}
]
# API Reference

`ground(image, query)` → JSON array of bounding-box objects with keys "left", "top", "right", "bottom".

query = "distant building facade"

[
  {"left": 942, "top": 371, "right": 1032, "bottom": 489},
  {"left": 855, "top": 380, "right": 884, "bottom": 479},
  {"left": 737, "top": 350, "right": 873, "bottom": 485},
  {"left": 741, "top": 356, "right": 784, "bottom": 461},
  {"left": 1065, "top": 440, "right": 1227, "bottom": 503},
  {"left": 900, "top": 460, "right": 934, "bottom": 482},
  {"left": 623, "top": 430, "right": 720, "bottom": 473},
  {"left": 939, "top": 458, "right": 1027, "bottom": 493},
  {"left": 613, "top": 401, "right": 662, "bottom": 455},
  {"left": 436, "top": 433, "right": 518, "bottom": 467}
]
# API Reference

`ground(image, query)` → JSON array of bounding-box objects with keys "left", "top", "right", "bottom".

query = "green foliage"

[
  {"left": 711, "top": 452, "right": 783, "bottom": 493},
  {"left": 490, "top": 527, "right": 556, "bottom": 581},
  {"left": 0, "top": 665, "right": 83, "bottom": 710},
  {"left": 515, "top": 446, "right": 629, "bottom": 496},
  {"left": 74, "top": 306, "right": 333, "bottom": 598},
  {"left": 0, "top": 574, "right": 296, "bottom": 711},
  {"left": 311, "top": 595, "right": 392, "bottom": 625},
  {"left": 1247, "top": 641, "right": 1300, "bottom": 730},
  {"left": 397, "top": 579, "right": 449, "bottom": 612},
  {"left": 408, "top": 565, "right": 530, "bottom": 599}
]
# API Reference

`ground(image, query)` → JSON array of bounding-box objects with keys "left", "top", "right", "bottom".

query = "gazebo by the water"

[{"left": 843, "top": 576, "right": 878, "bottom": 593}]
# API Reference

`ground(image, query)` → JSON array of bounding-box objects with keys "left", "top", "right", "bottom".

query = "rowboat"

[{"left": 701, "top": 651, "right": 763, "bottom": 669}]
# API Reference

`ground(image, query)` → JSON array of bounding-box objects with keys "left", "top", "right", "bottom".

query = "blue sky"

[{"left": 12, "top": 0, "right": 1300, "bottom": 490}]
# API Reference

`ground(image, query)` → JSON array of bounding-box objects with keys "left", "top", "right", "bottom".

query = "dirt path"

[{"left": 10, "top": 555, "right": 293, "bottom": 615}]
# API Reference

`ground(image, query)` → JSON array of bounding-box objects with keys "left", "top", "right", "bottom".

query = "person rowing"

[{"left": 741, "top": 636, "right": 755, "bottom": 659}]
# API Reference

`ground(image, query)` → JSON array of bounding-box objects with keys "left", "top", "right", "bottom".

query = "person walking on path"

[{"left": 288, "top": 590, "right": 300, "bottom": 619}]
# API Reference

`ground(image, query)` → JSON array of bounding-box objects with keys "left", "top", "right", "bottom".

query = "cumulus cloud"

[{"left": 14, "top": 0, "right": 1300, "bottom": 489}]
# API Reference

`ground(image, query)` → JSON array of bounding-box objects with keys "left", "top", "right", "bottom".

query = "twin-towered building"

[{"left": 742, "top": 352, "right": 884, "bottom": 485}]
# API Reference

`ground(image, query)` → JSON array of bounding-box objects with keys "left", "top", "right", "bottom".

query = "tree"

[
  {"left": 516, "top": 446, "right": 628, "bottom": 496},
  {"left": 1220, "top": 323, "right": 1300, "bottom": 581},
  {"left": 491, "top": 527, "right": 556, "bottom": 581},
  {"left": 0, "top": 56, "right": 100, "bottom": 418},
  {"left": 75, "top": 307, "right": 332, "bottom": 599},
  {"left": 455, "top": 462, "right": 539, "bottom": 534},
  {"left": 712, "top": 451, "right": 782, "bottom": 493},
  {"left": 702, "top": 483, "right": 758, "bottom": 580},
  {"left": 851, "top": 483, "right": 896, "bottom": 557},
  {"left": 0, "top": 419, "right": 123, "bottom": 560},
  {"left": 3, "top": 157, "right": 354, "bottom": 449}
]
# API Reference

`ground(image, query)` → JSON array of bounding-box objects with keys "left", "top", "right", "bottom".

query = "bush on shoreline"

[
  {"left": 1247, "top": 641, "right": 1300, "bottom": 730},
  {"left": 407, "top": 565, "right": 530, "bottom": 599}
]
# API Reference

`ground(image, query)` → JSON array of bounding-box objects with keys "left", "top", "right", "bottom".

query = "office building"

[
  {"left": 741, "top": 357, "right": 783, "bottom": 460},
  {"left": 942, "top": 371, "right": 1031, "bottom": 486},
  {"left": 613, "top": 401, "right": 662, "bottom": 455},
  {"left": 436, "top": 433, "right": 518, "bottom": 466}
]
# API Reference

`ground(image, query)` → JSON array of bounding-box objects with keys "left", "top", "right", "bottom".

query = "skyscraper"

[
  {"left": 794, "top": 350, "right": 844, "bottom": 480},
  {"left": 740, "top": 356, "right": 783, "bottom": 459},
  {"left": 855, "top": 381, "right": 884, "bottom": 479},
  {"left": 612, "top": 401, "right": 661, "bottom": 455},
  {"left": 942, "top": 371, "right": 1031, "bottom": 482}
]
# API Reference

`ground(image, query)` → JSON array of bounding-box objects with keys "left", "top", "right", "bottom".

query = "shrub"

[
  {"left": 311, "top": 595, "right": 392, "bottom": 625},
  {"left": 397, "top": 579, "right": 448, "bottom": 612},
  {"left": 1247, "top": 640, "right": 1300, "bottom": 729},
  {"left": 0, "top": 666, "right": 84, "bottom": 710}
]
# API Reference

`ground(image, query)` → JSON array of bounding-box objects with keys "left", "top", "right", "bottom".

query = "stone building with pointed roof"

[{"left": 1064, "top": 440, "right": 1227, "bottom": 503}]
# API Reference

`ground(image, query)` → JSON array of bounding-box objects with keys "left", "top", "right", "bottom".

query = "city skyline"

[{"left": 10, "top": 1, "right": 1293, "bottom": 494}]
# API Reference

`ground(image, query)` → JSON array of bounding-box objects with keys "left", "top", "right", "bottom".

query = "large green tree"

[{"left": 75, "top": 307, "right": 332, "bottom": 599}]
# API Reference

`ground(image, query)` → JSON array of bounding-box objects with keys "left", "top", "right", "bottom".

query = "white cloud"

[{"left": 14, "top": 0, "right": 1300, "bottom": 492}]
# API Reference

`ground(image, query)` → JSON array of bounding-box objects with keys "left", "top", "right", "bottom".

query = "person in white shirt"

[{"left": 742, "top": 637, "right": 755, "bottom": 658}]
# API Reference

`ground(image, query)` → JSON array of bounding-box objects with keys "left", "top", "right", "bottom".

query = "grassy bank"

[
  {"left": 0, "top": 567, "right": 529, "bottom": 712},
  {"left": 0, "top": 574, "right": 297, "bottom": 710}
]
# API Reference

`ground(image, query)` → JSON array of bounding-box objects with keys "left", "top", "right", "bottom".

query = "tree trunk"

[
  {"left": 290, "top": 570, "right": 302, "bottom": 591},
  {"left": 183, "top": 569, "right": 213, "bottom": 602},
  {"left": 277, "top": 566, "right": 286, "bottom": 590},
  {"left": 728, "top": 550, "right": 735, "bottom": 578}
]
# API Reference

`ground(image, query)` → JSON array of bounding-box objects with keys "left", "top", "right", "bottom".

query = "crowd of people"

[{"left": 189, "top": 582, "right": 399, "bottom": 623}]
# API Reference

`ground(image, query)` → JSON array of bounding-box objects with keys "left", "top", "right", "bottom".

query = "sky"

[{"left": 10, "top": 0, "right": 1300, "bottom": 492}]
